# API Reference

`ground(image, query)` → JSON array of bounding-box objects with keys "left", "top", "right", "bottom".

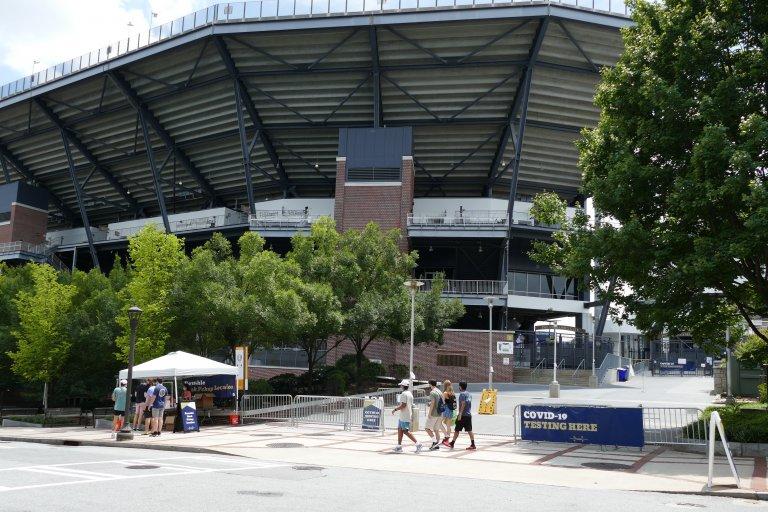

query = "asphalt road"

[{"left": 0, "top": 442, "right": 764, "bottom": 512}]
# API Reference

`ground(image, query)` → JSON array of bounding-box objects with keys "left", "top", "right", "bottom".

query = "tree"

[
  {"left": 529, "top": 0, "right": 767, "bottom": 348},
  {"left": 0, "top": 263, "right": 34, "bottom": 404},
  {"left": 116, "top": 226, "right": 187, "bottom": 363},
  {"left": 7, "top": 265, "right": 76, "bottom": 409}
]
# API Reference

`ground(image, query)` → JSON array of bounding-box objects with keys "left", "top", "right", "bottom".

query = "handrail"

[
  {"left": 421, "top": 279, "right": 508, "bottom": 296},
  {"left": 531, "top": 358, "right": 546, "bottom": 383},
  {"left": 0, "top": 0, "right": 631, "bottom": 103},
  {"left": 571, "top": 359, "right": 585, "bottom": 377}
]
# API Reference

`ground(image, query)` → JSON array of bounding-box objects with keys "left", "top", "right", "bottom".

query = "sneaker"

[
  {"left": 466, "top": 445, "right": 477, "bottom": 451},
  {"left": 441, "top": 439, "right": 451, "bottom": 447},
  {"left": 449, "top": 441, "right": 455, "bottom": 449},
  {"left": 429, "top": 444, "right": 440, "bottom": 451},
  {"left": 393, "top": 445, "right": 403, "bottom": 453},
  {"left": 415, "top": 444, "right": 423, "bottom": 453}
]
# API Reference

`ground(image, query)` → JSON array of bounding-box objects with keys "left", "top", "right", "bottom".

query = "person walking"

[
  {"left": 425, "top": 380, "right": 446, "bottom": 451},
  {"left": 132, "top": 379, "right": 149, "bottom": 431},
  {"left": 149, "top": 378, "right": 168, "bottom": 437},
  {"left": 111, "top": 379, "right": 127, "bottom": 436},
  {"left": 141, "top": 378, "right": 155, "bottom": 435},
  {"left": 449, "top": 381, "right": 476, "bottom": 450},
  {"left": 391, "top": 379, "right": 423, "bottom": 453},
  {"left": 440, "top": 380, "right": 456, "bottom": 447}
]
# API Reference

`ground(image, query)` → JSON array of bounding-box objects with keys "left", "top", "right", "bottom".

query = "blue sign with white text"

[
  {"left": 362, "top": 399, "right": 382, "bottom": 431},
  {"left": 182, "top": 375, "right": 236, "bottom": 399},
  {"left": 520, "top": 405, "right": 644, "bottom": 447},
  {"left": 180, "top": 401, "right": 199, "bottom": 432}
]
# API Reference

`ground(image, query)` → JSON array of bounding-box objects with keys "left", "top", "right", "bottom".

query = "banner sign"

[
  {"left": 182, "top": 375, "right": 236, "bottom": 398},
  {"left": 520, "top": 405, "right": 644, "bottom": 447},
  {"left": 235, "top": 346, "right": 248, "bottom": 391},
  {"left": 180, "top": 401, "right": 199, "bottom": 432},
  {"left": 362, "top": 398, "right": 382, "bottom": 431}
]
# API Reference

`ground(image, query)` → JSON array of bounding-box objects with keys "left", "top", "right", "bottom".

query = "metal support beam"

[
  {"left": 234, "top": 82, "right": 256, "bottom": 213},
  {"left": 214, "top": 36, "right": 291, "bottom": 197},
  {"left": 137, "top": 111, "right": 171, "bottom": 233},
  {"left": 59, "top": 131, "right": 100, "bottom": 270},
  {"left": 1, "top": 155, "right": 10, "bottom": 183},
  {"left": 107, "top": 71, "right": 220, "bottom": 205},
  {"left": 33, "top": 98, "right": 139, "bottom": 212},
  {"left": 595, "top": 277, "right": 617, "bottom": 337},
  {"left": 369, "top": 26, "right": 382, "bottom": 128},
  {"left": 0, "top": 143, "right": 76, "bottom": 222}
]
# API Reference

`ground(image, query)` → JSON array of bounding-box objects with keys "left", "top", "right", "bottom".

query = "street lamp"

[
  {"left": 117, "top": 306, "right": 142, "bottom": 441},
  {"left": 404, "top": 280, "right": 423, "bottom": 390},
  {"left": 484, "top": 296, "right": 495, "bottom": 390},
  {"left": 549, "top": 318, "right": 560, "bottom": 398},
  {"left": 725, "top": 327, "right": 735, "bottom": 405}
]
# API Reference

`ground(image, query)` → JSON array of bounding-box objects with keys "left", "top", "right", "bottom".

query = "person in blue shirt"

[
  {"left": 448, "top": 381, "right": 476, "bottom": 450},
  {"left": 111, "top": 379, "right": 127, "bottom": 434},
  {"left": 148, "top": 378, "right": 168, "bottom": 437}
]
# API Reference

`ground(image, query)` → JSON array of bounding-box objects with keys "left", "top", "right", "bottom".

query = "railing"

[
  {"left": 531, "top": 358, "right": 546, "bottom": 382},
  {"left": 249, "top": 210, "right": 320, "bottom": 229},
  {"left": 596, "top": 353, "right": 632, "bottom": 385},
  {"left": 292, "top": 395, "right": 354, "bottom": 429},
  {"left": 644, "top": 407, "right": 707, "bottom": 446},
  {"left": 421, "top": 279, "right": 508, "bottom": 296},
  {"left": 0, "top": 0, "right": 631, "bottom": 102},
  {"left": 240, "top": 394, "right": 294, "bottom": 422},
  {"left": 109, "top": 215, "right": 230, "bottom": 239},
  {"left": 408, "top": 211, "right": 508, "bottom": 228},
  {"left": 571, "top": 359, "right": 585, "bottom": 377},
  {"left": 0, "top": 241, "right": 48, "bottom": 256}
]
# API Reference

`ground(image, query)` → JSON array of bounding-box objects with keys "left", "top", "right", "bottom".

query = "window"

[
  {"left": 347, "top": 168, "right": 401, "bottom": 182},
  {"left": 437, "top": 351, "right": 468, "bottom": 367},
  {"left": 250, "top": 345, "right": 326, "bottom": 369}
]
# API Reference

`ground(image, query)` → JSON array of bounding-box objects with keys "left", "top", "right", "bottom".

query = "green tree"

[
  {"left": 7, "top": 265, "right": 76, "bottom": 409},
  {"left": 116, "top": 226, "right": 187, "bottom": 363},
  {"left": 529, "top": 0, "right": 767, "bottom": 347},
  {"left": 0, "top": 264, "right": 34, "bottom": 403}
]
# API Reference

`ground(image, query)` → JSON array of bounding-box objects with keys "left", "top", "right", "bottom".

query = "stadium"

[{"left": 0, "top": 1, "right": 673, "bottom": 383}]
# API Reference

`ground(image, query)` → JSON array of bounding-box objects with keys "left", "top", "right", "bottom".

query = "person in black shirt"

[{"left": 132, "top": 379, "right": 150, "bottom": 431}]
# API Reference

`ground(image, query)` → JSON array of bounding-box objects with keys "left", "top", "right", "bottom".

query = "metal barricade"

[
  {"left": 643, "top": 407, "right": 707, "bottom": 446},
  {"left": 292, "top": 395, "right": 352, "bottom": 430},
  {"left": 240, "top": 394, "right": 294, "bottom": 423}
]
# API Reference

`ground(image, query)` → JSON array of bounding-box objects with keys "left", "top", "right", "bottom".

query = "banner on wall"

[{"left": 182, "top": 375, "right": 236, "bottom": 399}]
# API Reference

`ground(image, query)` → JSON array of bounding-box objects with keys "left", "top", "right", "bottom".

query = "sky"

[{"left": 0, "top": 0, "right": 213, "bottom": 85}]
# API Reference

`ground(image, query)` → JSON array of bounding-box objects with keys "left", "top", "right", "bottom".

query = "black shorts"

[
  {"left": 113, "top": 409, "right": 124, "bottom": 417},
  {"left": 455, "top": 416, "right": 472, "bottom": 432}
]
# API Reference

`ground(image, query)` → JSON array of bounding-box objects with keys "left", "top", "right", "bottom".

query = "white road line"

[
  {"left": 21, "top": 468, "right": 109, "bottom": 481},
  {"left": 0, "top": 463, "right": 291, "bottom": 493},
  {"left": 42, "top": 467, "right": 124, "bottom": 479},
  {"left": 0, "top": 455, "right": 228, "bottom": 472}
]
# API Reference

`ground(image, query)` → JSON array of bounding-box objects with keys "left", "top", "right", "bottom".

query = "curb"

[
  {"left": 0, "top": 435, "right": 238, "bottom": 457},
  {"left": 642, "top": 489, "right": 768, "bottom": 501}
]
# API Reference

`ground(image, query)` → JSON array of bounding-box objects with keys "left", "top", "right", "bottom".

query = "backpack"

[{"left": 435, "top": 392, "right": 445, "bottom": 414}]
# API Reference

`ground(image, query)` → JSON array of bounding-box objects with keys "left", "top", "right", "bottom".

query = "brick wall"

[
  {"left": 0, "top": 223, "right": 10, "bottom": 243},
  {"left": 3, "top": 203, "right": 48, "bottom": 244}
]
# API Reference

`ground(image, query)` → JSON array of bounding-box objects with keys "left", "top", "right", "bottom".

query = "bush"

[
  {"left": 759, "top": 383, "right": 768, "bottom": 404},
  {"left": 334, "top": 354, "right": 385, "bottom": 391},
  {"left": 247, "top": 379, "right": 273, "bottom": 395},
  {"left": 687, "top": 405, "right": 768, "bottom": 444},
  {"left": 268, "top": 373, "right": 298, "bottom": 395}
]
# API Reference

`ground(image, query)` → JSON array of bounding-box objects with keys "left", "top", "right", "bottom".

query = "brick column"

[
  {"left": 399, "top": 156, "right": 415, "bottom": 251},
  {"left": 333, "top": 157, "right": 347, "bottom": 230}
]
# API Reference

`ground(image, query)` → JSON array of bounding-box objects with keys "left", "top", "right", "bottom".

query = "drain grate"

[
  {"left": 581, "top": 462, "right": 632, "bottom": 471},
  {"left": 61, "top": 440, "right": 81, "bottom": 447},
  {"left": 237, "top": 491, "right": 284, "bottom": 497},
  {"left": 266, "top": 442, "right": 304, "bottom": 448},
  {"left": 292, "top": 465, "right": 324, "bottom": 471},
  {"left": 125, "top": 465, "right": 161, "bottom": 470}
]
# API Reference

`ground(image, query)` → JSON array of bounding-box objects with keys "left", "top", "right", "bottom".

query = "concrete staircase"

[{"left": 513, "top": 368, "right": 595, "bottom": 387}]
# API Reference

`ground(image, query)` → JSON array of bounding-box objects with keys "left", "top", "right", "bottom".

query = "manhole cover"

[
  {"left": 292, "top": 465, "right": 324, "bottom": 471},
  {"left": 125, "top": 465, "right": 160, "bottom": 470},
  {"left": 304, "top": 433, "right": 334, "bottom": 437},
  {"left": 581, "top": 462, "right": 632, "bottom": 471},
  {"left": 266, "top": 442, "right": 304, "bottom": 448},
  {"left": 237, "top": 491, "right": 284, "bottom": 497}
]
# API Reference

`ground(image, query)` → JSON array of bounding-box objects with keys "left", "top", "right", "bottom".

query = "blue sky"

[{"left": 0, "top": 0, "right": 212, "bottom": 86}]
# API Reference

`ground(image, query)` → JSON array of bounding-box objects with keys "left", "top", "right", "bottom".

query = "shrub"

[
  {"left": 268, "top": 373, "right": 299, "bottom": 395},
  {"left": 691, "top": 405, "right": 768, "bottom": 443},
  {"left": 247, "top": 379, "right": 273, "bottom": 395},
  {"left": 334, "top": 354, "right": 385, "bottom": 391},
  {"left": 759, "top": 383, "right": 768, "bottom": 404}
]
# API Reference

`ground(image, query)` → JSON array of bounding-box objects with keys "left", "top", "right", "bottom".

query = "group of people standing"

[
  {"left": 392, "top": 379, "right": 476, "bottom": 453},
  {"left": 111, "top": 378, "right": 168, "bottom": 437}
]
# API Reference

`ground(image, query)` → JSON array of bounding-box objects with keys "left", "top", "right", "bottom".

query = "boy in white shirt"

[{"left": 391, "top": 379, "right": 423, "bottom": 453}]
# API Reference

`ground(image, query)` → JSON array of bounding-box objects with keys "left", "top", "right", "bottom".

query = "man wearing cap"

[
  {"left": 111, "top": 379, "right": 128, "bottom": 435},
  {"left": 391, "top": 379, "right": 423, "bottom": 453}
]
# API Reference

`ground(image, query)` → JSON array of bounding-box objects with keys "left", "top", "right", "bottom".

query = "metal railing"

[
  {"left": 0, "top": 241, "right": 48, "bottom": 256},
  {"left": 597, "top": 353, "right": 632, "bottom": 385},
  {"left": 0, "top": 0, "right": 631, "bottom": 103},
  {"left": 421, "top": 279, "right": 508, "bottom": 296},
  {"left": 408, "top": 211, "right": 508, "bottom": 228},
  {"left": 643, "top": 407, "right": 707, "bottom": 446},
  {"left": 531, "top": 358, "right": 546, "bottom": 382},
  {"left": 571, "top": 359, "right": 585, "bottom": 377},
  {"left": 249, "top": 211, "right": 322, "bottom": 229},
  {"left": 240, "top": 394, "right": 294, "bottom": 422}
]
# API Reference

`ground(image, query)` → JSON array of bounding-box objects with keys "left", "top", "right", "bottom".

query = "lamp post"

[
  {"left": 117, "top": 306, "right": 142, "bottom": 441},
  {"left": 404, "top": 280, "right": 423, "bottom": 390},
  {"left": 549, "top": 318, "right": 560, "bottom": 398},
  {"left": 484, "top": 296, "right": 495, "bottom": 390},
  {"left": 589, "top": 332, "right": 598, "bottom": 388},
  {"left": 725, "top": 327, "right": 736, "bottom": 405}
]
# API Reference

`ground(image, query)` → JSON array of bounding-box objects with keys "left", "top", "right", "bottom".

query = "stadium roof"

[{"left": 0, "top": 1, "right": 631, "bottom": 227}]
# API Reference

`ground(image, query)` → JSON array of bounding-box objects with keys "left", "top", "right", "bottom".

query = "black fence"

[{"left": 510, "top": 331, "right": 615, "bottom": 370}]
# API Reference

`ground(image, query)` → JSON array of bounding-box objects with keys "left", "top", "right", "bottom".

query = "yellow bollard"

[{"left": 478, "top": 388, "right": 498, "bottom": 415}]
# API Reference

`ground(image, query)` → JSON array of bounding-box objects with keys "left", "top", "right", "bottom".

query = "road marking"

[
  {"left": 531, "top": 444, "right": 583, "bottom": 465},
  {"left": 626, "top": 446, "right": 666, "bottom": 473},
  {"left": 21, "top": 468, "right": 110, "bottom": 481}
]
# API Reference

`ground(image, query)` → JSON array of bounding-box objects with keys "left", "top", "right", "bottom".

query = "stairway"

[{"left": 513, "top": 368, "right": 595, "bottom": 387}]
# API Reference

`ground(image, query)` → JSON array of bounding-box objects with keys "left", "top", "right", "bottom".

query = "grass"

[{"left": 684, "top": 405, "right": 768, "bottom": 443}]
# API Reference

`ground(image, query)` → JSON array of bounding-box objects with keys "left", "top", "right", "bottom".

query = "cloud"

[{"left": 0, "top": 0, "right": 211, "bottom": 85}]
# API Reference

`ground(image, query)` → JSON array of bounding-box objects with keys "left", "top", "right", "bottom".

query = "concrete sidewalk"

[{"left": 0, "top": 421, "right": 759, "bottom": 499}]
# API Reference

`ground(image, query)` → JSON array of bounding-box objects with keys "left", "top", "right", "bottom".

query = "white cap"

[
  {"left": 120, "top": 379, "right": 127, "bottom": 386},
  {"left": 398, "top": 379, "right": 410, "bottom": 387}
]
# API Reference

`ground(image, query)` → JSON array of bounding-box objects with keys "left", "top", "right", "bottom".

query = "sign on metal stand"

[
  {"left": 520, "top": 405, "right": 644, "bottom": 448},
  {"left": 707, "top": 411, "right": 740, "bottom": 489}
]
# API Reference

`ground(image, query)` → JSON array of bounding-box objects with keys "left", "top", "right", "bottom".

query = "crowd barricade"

[{"left": 240, "top": 394, "right": 294, "bottom": 423}]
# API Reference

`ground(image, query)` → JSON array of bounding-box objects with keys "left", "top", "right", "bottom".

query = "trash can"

[
  {"left": 617, "top": 367, "right": 629, "bottom": 382},
  {"left": 228, "top": 414, "right": 240, "bottom": 426}
]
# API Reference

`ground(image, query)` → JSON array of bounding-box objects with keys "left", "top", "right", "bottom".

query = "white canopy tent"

[{"left": 119, "top": 351, "right": 238, "bottom": 407}]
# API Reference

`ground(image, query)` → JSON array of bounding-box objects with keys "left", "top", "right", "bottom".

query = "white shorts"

[{"left": 425, "top": 415, "right": 442, "bottom": 432}]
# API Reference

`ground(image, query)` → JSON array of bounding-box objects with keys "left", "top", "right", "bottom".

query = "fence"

[
  {"left": 421, "top": 279, "right": 508, "bottom": 296},
  {"left": 240, "top": 394, "right": 293, "bottom": 422}
]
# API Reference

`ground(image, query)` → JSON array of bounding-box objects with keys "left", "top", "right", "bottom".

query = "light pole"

[
  {"left": 404, "top": 280, "right": 423, "bottom": 390},
  {"left": 725, "top": 327, "right": 735, "bottom": 405},
  {"left": 589, "top": 332, "right": 598, "bottom": 388},
  {"left": 117, "top": 306, "right": 142, "bottom": 441},
  {"left": 549, "top": 318, "right": 560, "bottom": 398},
  {"left": 484, "top": 296, "right": 495, "bottom": 390}
]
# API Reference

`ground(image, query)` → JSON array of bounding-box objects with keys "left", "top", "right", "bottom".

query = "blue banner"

[
  {"left": 520, "top": 405, "right": 644, "bottom": 447},
  {"left": 182, "top": 375, "right": 236, "bottom": 399},
  {"left": 362, "top": 399, "right": 382, "bottom": 431},
  {"left": 180, "top": 401, "right": 199, "bottom": 432}
]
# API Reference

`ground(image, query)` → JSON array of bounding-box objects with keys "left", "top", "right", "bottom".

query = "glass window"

[
  {"left": 527, "top": 273, "right": 541, "bottom": 295},
  {"left": 514, "top": 272, "right": 526, "bottom": 294}
]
